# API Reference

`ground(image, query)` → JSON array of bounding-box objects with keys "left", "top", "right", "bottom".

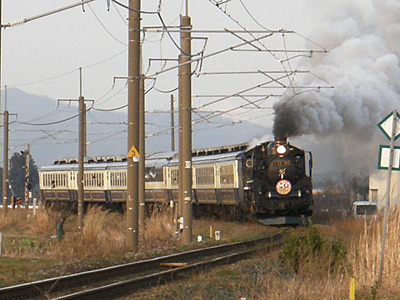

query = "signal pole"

[
  {"left": 126, "top": 0, "right": 141, "bottom": 252},
  {"left": 178, "top": 4, "right": 193, "bottom": 244}
]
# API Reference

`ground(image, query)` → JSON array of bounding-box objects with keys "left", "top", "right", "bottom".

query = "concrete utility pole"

[
  {"left": 59, "top": 68, "right": 90, "bottom": 229},
  {"left": 76, "top": 68, "right": 86, "bottom": 229},
  {"left": 2, "top": 108, "right": 8, "bottom": 216},
  {"left": 171, "top": 95, "right": 175, "bottom": 152},
  {"left": 138, "top": 76, "right": 145, "bottom": 229},
  {"left": 126, "top": 0, "right": 141, "bottom": 252},
  {"left": 0, "top": 0, "right": 6, "bottom": 216},
  {"left": 77, "top": 94, "right": 85, "bottom": 229},
  {"left": 178, "top": 5, "right": 193, "bottom": 244},
  {"left": 24, "top": 144, "right": 30, "bottom": 209}
]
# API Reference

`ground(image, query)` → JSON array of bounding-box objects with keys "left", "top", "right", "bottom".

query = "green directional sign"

[{"left": 378, "top": 111, "right": 400, "bottom": 141}]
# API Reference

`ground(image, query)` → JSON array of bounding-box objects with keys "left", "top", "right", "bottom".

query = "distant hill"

[{"left": 4, "top": 88, "right": 270, "bottom": 167}]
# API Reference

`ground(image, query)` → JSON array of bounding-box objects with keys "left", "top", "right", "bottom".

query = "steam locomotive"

[{"left": 39, "top": 139, "right": 313, "bottom": 225}]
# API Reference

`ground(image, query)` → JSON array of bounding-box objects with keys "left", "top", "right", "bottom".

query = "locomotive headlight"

[{"left": 276, "top": 145, "right": 287, "bottom": 155}]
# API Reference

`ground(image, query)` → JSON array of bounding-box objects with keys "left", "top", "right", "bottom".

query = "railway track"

[{"left": 0, "top": 233, "right": 282, "bottom": 300}]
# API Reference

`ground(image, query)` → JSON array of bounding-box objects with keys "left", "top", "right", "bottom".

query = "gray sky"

[{"left": 2, "top": 0, "right": 324, "bottom": 129}]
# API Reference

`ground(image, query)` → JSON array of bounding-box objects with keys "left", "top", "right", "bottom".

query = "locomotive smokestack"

[{"left": 274, "top": 136, "right": 288, "bottom": 144}]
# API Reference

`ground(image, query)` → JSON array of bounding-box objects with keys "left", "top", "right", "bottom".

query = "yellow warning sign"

[{"left": 128, "top": 145, "right": 140, "bottom": 161}]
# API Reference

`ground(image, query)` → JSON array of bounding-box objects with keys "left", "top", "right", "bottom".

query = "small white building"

[{"left": 369, "top": 170, "right": 400, "bottom": 209}]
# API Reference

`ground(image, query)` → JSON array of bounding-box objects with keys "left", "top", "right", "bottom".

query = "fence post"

[{"left": 350, "top": 277, "right": 355, "bottom": 300}]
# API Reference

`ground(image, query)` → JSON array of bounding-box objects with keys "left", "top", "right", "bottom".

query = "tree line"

[{"left": 0, "top": 152, "right": 39, "bottom": 202}]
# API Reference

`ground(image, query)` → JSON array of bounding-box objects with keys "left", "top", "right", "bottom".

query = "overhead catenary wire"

[
  {"left": 87, "top": 4, "right": 127, "bottom": 46},
  {"left": 206, "top": 0, "right": 327, "bottom": 94},
  {"left": 2, "top": 0, "right": 98, "bottom": 28},
  {"left": 9, "top": 50, "right": 126, "bottom": 89},
  {"left": 1, "top": 0, "right": 333, "bottom": 162}
]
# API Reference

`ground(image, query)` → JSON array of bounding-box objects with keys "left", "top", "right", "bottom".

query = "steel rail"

[
  {"left": 0, "top": 234, "right": 282, "bottom": 300},
  {"left": 56, "top": 245, "right": 280, "bottom": 300}
]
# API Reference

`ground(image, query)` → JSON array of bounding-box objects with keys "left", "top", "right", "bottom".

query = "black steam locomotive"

[
  {"left": 39, "top": 139, "right": 313, "bottom": 225},
  {"left": 243, "top": 139, "right": 313, "bottom": 224}
]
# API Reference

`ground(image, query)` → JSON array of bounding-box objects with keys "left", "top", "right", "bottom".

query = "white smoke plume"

[{"left": 273, "top": 0, "right": 400, "bottom": 143}]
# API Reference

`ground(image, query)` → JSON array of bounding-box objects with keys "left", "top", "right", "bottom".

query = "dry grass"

[
  {"left": 49, "top": 206, "right": 127, "bottom": 260},
  {"left": 5, "top": 206, "right": 400, "bottom": 299},
  {"left": 348, "top": 209, "right": 400, "bottom": 298},
  {"left": 0, "top": 206, "right": 273, "bottom": 263}
]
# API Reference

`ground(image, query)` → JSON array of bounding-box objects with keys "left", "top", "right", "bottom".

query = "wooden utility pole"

[
  {"left": 178, "top": 4, "right": 193, "bottom": 244},
  {"left": 126, "top": 0, "right": 141, "bottom": 252}
]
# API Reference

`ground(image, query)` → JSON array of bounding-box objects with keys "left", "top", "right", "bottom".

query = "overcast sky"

[
  {"left": 3, "top": 0, "right": 399, "bottom": 178},
  {"left": 1, "top": 0, "right": 325, "bottom": 129}
]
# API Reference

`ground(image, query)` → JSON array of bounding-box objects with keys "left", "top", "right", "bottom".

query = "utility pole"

[
  {"left": 24, "top": 144, "right": 30, "bottom": 209},
  {"left": 77, "top": 90, "right": 85, "bottom": 229},
  {"left": 126, "top": 0, "right": 141, "bottom": 252},
  {"left": 138, "top": 76, "right": 145, "bottom": 229},
  {"left": 59, "top": 68, "right": 91, "bottom": 229},
  {"left": 171, "top": 95, "right": 175, "bottom": 152},
  {"left": 2, "top": 106, "right": 8, "bottom": 216},
  {"left": 83, "top": 102, "right": 87, "bottom": 157},
  {"left": 178, "top": 3, "right": 193, "bottom": 244},
  {"left": 0, "top": 0, "right": 5, "bottom": 216}
]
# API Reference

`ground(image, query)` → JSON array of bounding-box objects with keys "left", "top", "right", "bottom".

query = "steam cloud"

[{"left": 273, "top": 0, "right": 400, "bottom": 142}]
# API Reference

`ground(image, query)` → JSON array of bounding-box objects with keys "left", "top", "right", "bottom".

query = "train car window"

[
  {"left": 196, "top": 166, "right": 215, "bottom": 186},
  {"left": 84, "top": 172, "right": 104, "bottom": 188},
  {"left": 110, "top": 171, "right": 127, "bottom": 188},
  {"left": 220, "top": 164, "right": 234, "bottom": 185},
  {"left": 170, "top": 168, "right": 179, "bottom": 187}
]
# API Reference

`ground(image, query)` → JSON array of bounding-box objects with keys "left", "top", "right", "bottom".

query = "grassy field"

[
  {"left": 0, "top": 206, "right": 276, "bottom": 287},
  {"left": 1, "top": 206, "right": 400, "bottom": 299}
]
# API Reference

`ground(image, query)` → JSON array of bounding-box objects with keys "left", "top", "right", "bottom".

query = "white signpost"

[
  {"left": 378, "top": 145, "right": 400, "bottom": 170},
  {"left": 377, "top": 110, "right": 399, "bottom": 285}
]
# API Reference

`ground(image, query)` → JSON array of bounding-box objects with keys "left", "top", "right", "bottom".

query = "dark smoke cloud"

[{"left": 273, "top": 0, "right": 400, "bottom": 145}]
